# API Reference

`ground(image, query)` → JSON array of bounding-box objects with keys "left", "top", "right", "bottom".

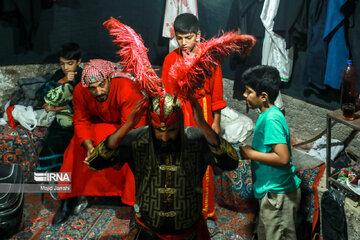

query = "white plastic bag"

[
  {"left": 35, "top": 109, "right": 56, "bottom": 127},
  {"left": 220, "top": 107, "right": 254, "bottom": 143},
  {"left": 11, "top": 105, "right": 37, "bottom": 131}
]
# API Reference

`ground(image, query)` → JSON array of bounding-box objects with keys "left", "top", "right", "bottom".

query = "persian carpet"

[
  {"left": 0, "top": 124, "right": 47, "bottom": 183},
  {"left": 8, "top": 194, "right": 131, "bottom": 240}
]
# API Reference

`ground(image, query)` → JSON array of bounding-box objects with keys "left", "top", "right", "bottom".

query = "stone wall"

[{"left": 0, "top": 64, "right": 59, "bottom": 112}]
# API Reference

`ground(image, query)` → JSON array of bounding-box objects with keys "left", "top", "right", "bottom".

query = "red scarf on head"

[{"left": 81, "top": 59, "right": 129, "bottom": 87}]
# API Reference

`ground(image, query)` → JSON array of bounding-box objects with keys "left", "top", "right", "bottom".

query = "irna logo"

[{"left": 34, "top": 172, "right": 71, "bottom": 182}]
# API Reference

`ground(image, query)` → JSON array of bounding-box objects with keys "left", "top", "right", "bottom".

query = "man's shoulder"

[
  {"left": 129, "top": 126, "right": 149, "bottom": 136},
  {"left": 122, "top": 126, "right": 150, "bottom": 145}
]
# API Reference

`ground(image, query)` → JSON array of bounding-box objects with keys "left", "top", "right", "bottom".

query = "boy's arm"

[
  {"left": 42, "top": 104, "right": 68, "bottom": 112},
  {"left": 240, "top": 143, "right": 290, "bottom": 166},
  {"left": 211, "top": 110, "right": 221, "bottom": 134}
]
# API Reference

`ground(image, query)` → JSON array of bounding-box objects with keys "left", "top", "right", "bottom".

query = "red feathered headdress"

[
  {"left": 103, "top": 17, "right": 163, "bottom": 96},
  {"left": 168, "top": 32, "right": 256, "bottom": 99}
]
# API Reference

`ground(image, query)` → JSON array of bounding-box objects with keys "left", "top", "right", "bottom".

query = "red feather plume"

[
  {"left": 103, "top": 17, "right": 163, "bottom": 96},
  {"left": 168, "top": 32, "right": 256, "bottom": 99}
]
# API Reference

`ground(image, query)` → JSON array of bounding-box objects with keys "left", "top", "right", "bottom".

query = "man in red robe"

[
  {"left": 161, "top": 13, "right": 226, "bottom": 235},
  {"left": 53, "top": 59, "right": 146, "bottom": 225}
]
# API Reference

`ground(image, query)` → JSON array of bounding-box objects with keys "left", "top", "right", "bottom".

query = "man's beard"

[
  {"left": 96, "top": 94, "right": 108, "bottom": 102},
  {"left": 154, "top": 136, "right": 180, "bottom": 154}
]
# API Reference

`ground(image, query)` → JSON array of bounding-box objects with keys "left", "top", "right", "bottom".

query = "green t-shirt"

[{"left": 251, "top": 106, "right": 301, "bottom": 199}]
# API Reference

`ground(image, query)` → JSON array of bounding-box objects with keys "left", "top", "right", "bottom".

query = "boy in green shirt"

[{"left": 240, "top": 65, "right": 301, "bottom": 240}]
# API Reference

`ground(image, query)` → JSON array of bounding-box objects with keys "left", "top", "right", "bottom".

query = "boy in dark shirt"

[{"left": 37, "top": 42, "right": 82, "bottom": 171}]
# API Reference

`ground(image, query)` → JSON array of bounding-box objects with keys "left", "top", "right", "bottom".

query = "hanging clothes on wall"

[
  {"left": 260, "top": 0, "right": 294, "bottom": 82},
  {"left": 226, "top": 0, "right": 265, "bottom": 99},
  {"left": 303, "top": 0, "right": 328, "bottom": 93},
  {"left": 346, "top": 0, "right": 360, "bottom": 82},
  {"left": 162, "top": 0, "right": 198, "bottom": 52},
  {"left": 272, "top": 0, "right": 310, "bottom": 108},
  {"left": 273, "top": 0, "right": 309, "bottom": 52},
  {"left": 323, "top": 0, "right": 349, "bottom": 90}
]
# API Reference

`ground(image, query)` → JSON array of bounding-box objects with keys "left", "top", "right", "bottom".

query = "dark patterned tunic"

[{"left": 91, "top": 125, "right": 238, "bottom": 236}]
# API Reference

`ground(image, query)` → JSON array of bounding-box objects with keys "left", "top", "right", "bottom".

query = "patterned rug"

[
  {"left": 9, "top": 194, "right": 131, "bottom": 240},
  {"left": 8, "top": 193, "right": 256, "bottom": 240},
  {"left": 0, "top": 124, "right": 47, "bottom": 182},
  {"left": 296, "top": 163, "right": 325, "bottom": 233},
  {"left": 213, "top": 145, "right": 258, "bottom": 240}
]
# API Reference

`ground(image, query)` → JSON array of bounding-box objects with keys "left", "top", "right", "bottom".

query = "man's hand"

[
  {"left": 86, "top": 147, "right": 95, "bottom": 158},
  {"left": 65, "top": 71, "right": 77, "bottom": 82},
  {"left": 83, "top": 142, "right": 96, "bottom": 171},
  {"left": 83, "top": 139, "right": 95, "bottom": 158},
  {"left": 124, "top": 97, "right": 148, "bottom": 129},
  {"left": 83, "top": 158, "right": 98, "bottom": 172}
]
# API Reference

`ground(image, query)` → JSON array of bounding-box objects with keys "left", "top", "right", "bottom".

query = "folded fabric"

[
  {"left": 44, "top": 83, "right": 74, "bottom": 106},
  {"left": 18, "top": 76, "right": 47, "bottom": 100},
  {"left": 306, "top": 135, "right": 344, "bottom": 162},
  {"left": 44, "top": 83, "right": 74, "bottom": 127}
]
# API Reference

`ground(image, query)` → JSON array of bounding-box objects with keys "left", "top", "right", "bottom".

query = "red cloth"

[
  {"left": 135, "top": 215, "right": 210, "bottom": 240},
  {"left": 162, "top": 48, "right": 226, "bottom": 219},
  {"left": 58, "top": 77, "right": 146, "bottom": 205},
  {"left": 6, "top": 105, "right": 15, "bottom": 128}
]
